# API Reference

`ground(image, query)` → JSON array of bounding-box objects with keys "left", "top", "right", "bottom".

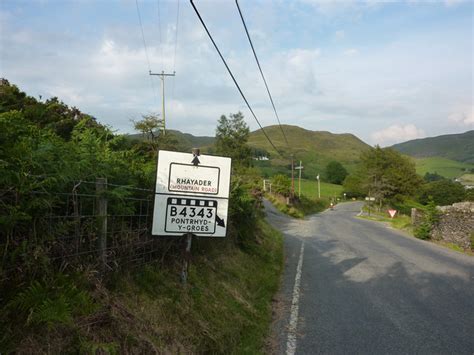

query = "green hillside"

[
  {"left": 126, "top": 130, "right": 214, "bottom": 152},
  {"left": 391, "top": 130, "right": 474, "bottom": 163},
  {"left": 248, "top": 125, "right": 371, "bottom": 178},
  {"left": 414, "top": 157, "right": 474, "bottom": 179}
]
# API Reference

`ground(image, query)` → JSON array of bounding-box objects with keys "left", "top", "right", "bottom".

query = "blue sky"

[{"left": 1, "top": 0, "right": 472, "bottom": 146}]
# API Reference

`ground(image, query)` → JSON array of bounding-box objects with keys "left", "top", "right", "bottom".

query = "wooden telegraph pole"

[
  {"left": 295, "top": 160, "right": 304, "bottom": 198},
  {"left": 291, "top": 154, "right": 295, "bottom": 199},
  {"left": 149, "top": 70, "right": 175, "bottom": 135}
]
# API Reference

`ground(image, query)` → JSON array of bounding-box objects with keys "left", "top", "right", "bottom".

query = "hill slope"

[
  {"left": 414, "top": 157, "right": 474, "bottom": 179},
  {"left": 127, "top": 125, "right": 372, "bottom": 179},
  {"left": 248, "top": 125, "right": 371, "bottom": 178},
  {"left": 126, "top": 130, "right": 215, "bottom": 152},
  {"left": 391, "top": 130, "right": 474, "bottom": 163}
]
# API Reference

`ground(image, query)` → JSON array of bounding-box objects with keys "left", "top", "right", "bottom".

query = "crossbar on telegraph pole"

[{"left": 149, "top": 70, "right": 175, "bottom": 135}]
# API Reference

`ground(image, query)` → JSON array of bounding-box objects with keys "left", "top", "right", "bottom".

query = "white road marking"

[{"left": 286, "top": 241, "right": 305, "bottom": 355}]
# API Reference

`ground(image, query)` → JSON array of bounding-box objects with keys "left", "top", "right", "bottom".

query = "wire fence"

[{"left": 0, "top": 178, "right": 188, "bottom": 282}]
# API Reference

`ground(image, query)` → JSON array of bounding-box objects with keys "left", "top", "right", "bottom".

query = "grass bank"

[
  {"left": 299, "top": 179, "right": 344, "bottom": 199},
  {"left": 358, "top": 212, "right": 413, "bottom": 234},
  {"left": 266, "top": 193, "right": 329, "bottom": 218},
  {"left": 1, "top": 219, "right": 283, "bottom": 353}
]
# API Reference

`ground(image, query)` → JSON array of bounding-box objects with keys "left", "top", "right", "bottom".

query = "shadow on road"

[{"left": 265, "top": 199, "right": 474, "bottom": 354}]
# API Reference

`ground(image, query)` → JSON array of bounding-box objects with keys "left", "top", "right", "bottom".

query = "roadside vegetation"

[
  {"left": 358, "top": 209, "right": 413, "bottom": 234},
  {"left": 342, "top": 145, "right": 473, "bottom": 252},
  {"left": 0, "top": 80, "right": 283, "bottom": 352},
  {"left": 264, "top": 173, "right": 332, "bottom": 218}
]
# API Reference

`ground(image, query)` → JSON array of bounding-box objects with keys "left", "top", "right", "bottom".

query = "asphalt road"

[{"left": 266, "top": 200, "right": 474, "bottom": 355}]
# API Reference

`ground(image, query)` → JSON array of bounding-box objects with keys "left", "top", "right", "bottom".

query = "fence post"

[{"left": 96, "top": 178, "right": 108, "bottom": 274}]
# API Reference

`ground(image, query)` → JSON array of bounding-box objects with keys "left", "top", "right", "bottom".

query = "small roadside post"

[
  {"left": 316, "top": 174, "right": 321, "bottom": 199},
  {"left": 365, "top": 195, "right": 375, "bottom": 216},
  {"left": 152, "top": 149, "right": 231, "bottom": 284},
  {"left": 96, "top": 177, "right": 108, "bottom": 275}
]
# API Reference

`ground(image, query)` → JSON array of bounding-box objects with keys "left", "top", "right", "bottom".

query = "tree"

[
  {"left": 132, "top": 113, "right": 177, "bottom": 152},
  {"left": 325, "top": 161, "right": 348, "bottom": 185},
  {"left": 343, "top": 173, "right": 367, "bottom": 198},
  {"left": 343, "top": 146, "right": 422, "bottom": 205},
  {"left": 423, "top": 172, "right": 444, "bottom": 182},
  {"left": 132, "top": 113, "right": 163, "bottom": 143},
  {"left": 418, "top": 179, "right": 466, "bottom": 206},
  {"left": 215, "top": 112, "right": 252, "bottom": 168}
]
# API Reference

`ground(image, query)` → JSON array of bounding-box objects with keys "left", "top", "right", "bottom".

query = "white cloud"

[
  {"left": 299, "top": 0, "right": 382, "bottom": 17},
  {"left": 1, "top": 0, "right": 471, "bottom": 141},
  {"left": 449, "top": 106, "right": 474, "bottom": 126},
  {"left": 335, "top": 30, "right": 345, "bottom": 40},
  {"left": 444, "top": 0, "right": 466, "bottom": 7},
  {"left": 343, "top": 48, "right": 359, "bottom": 56},
  {"left": 371, "top": 124, "right": 425, "bottom": 146}
]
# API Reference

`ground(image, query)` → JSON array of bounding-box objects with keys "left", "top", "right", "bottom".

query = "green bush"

[
  {"left": 271, "top": 174, "right": 291, "bottom": 196},
  {"left": 465, "top": 189, "right": 474, "bottom": 202},
  {"left": 228, "top": 173, "right": 262, "bottom": 247},
  {"left": 414, "top": 199, "right": 440, "bottom": 240}
]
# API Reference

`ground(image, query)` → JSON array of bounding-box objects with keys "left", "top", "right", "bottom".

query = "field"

[
  {"left": 298, "top": 179, "right": 344, "bottom": 199},
  {"left": 414, "top": 157, "right": 474, "bottom": 179},
  {"left": 459, "top": 174, "right": 474, "bottom": 183}
]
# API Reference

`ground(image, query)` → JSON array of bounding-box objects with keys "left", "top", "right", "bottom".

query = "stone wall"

[{"left": 432, "top": 202, "right": 474, "bottom": 250}]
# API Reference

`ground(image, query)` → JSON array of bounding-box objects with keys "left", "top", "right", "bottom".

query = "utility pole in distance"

[
  {"left": 291, "top": 154, "right": 295, "bottom": 199},
  {"left": 295, "top": 160, "right": 304, "bottom": 198},
  {"left": 149, "top": 70, "right": 175, "bottom": 135}
]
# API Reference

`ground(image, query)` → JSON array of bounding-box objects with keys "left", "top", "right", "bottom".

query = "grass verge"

[
  {"left": 266, "top": 193, "right": 329, "bottom": 218},
  {"left": 358, "top": 209, "right": 474, "bottom": 256},
  {"left": 358, "top": 211, "right": 413, "bottom": 234},
  {"left": 432, "top": 241, "right": 474, "bottom": 256},
  {"left": 1, "top": 219, "right": 283, "bottom": 353}
]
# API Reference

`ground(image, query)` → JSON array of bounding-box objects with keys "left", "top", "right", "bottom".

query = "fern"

[
  {"left": 33, "top": 295, "right": 72, "bottom": 328},
  {"left": 8, "top": 280, "right": 49, "bottom": 313},
  {"left": 8, "top": 275, "right": 97, "bottom": 328}
]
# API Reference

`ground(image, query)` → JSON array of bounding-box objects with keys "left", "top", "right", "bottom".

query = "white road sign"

[{"left": 152, "top": 150, "right": 231, "bottom": 237}]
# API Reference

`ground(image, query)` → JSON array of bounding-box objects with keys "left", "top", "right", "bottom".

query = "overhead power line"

[
  {"left": 135, "top": 0, "right": 158, "bottom": 100},
  {"left": 169, "top": 0, "right": 181, "bottom": 121},
  {"left": 156, "top": 0, "right": 164, "bottom": 69},
  {"left": 173, "top": 0, "right": 181, "bottom": 71},
  {"left": 189, "top": 0, "right": 281, "bottom": 156},
  {"left": 235, "top": 0, "right": 289, "bottom": 147}
]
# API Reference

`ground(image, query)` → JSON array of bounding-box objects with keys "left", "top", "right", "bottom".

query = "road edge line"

[{"left": 286, "top": 241, "right": 305, "bottom": 355}]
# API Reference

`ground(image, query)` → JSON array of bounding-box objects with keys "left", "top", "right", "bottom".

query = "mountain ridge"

[{"left": 391, "top": 130, "right": 474, "bottom": 163}]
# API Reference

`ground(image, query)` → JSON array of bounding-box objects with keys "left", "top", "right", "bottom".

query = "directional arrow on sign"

[
  {"left": 216, "top": 215, "right": 225, "bottom": 227},
  {"left": 191, "top": 155, "right": 200, "bottom": 166}
]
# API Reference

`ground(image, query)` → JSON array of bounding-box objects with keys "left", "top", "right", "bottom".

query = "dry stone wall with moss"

[{"left": 432, "top": 202, "right": 474, "bottom": 250}]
